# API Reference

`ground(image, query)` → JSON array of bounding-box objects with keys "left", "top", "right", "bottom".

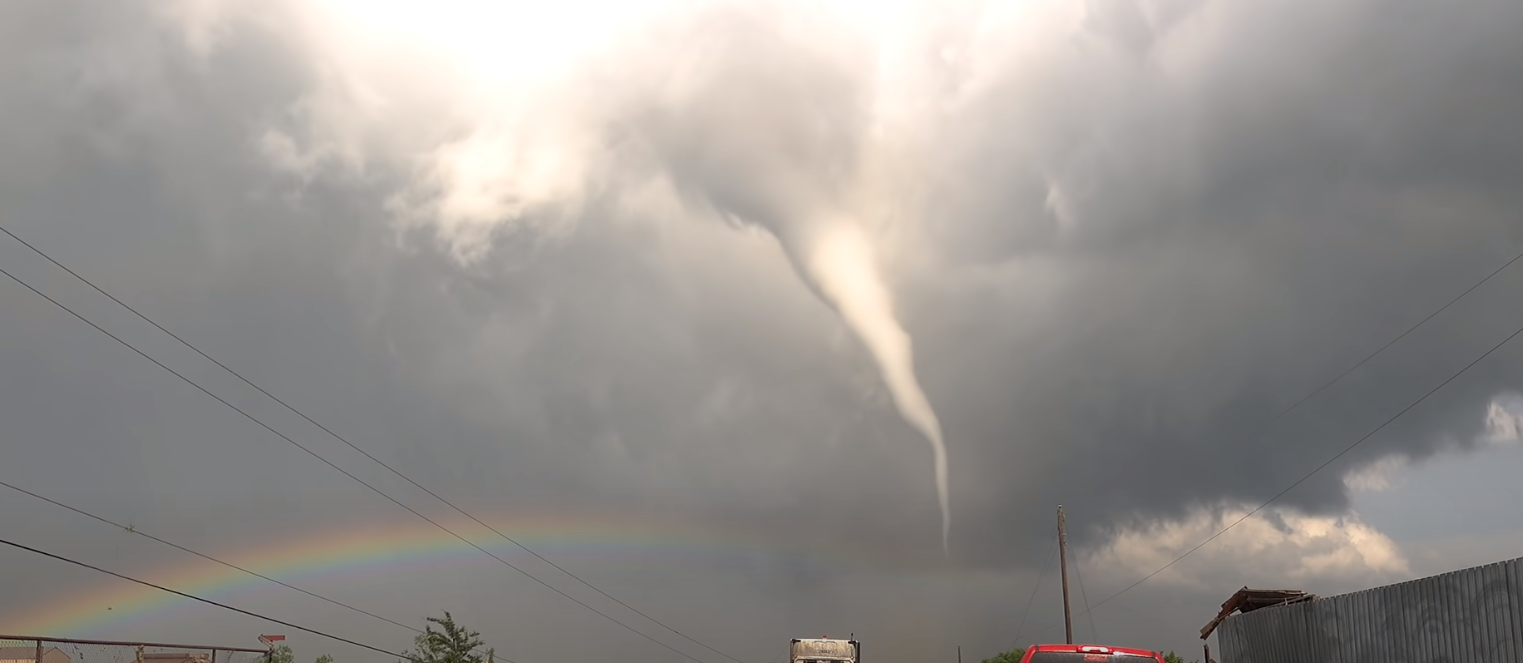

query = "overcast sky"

[{"left": 3, "top": 0, "right": 1523, "bottom": 661}]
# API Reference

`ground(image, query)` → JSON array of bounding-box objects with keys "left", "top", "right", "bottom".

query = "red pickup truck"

[{"left": 1018, "top": 644, "right": 1167, "bottom": 663}]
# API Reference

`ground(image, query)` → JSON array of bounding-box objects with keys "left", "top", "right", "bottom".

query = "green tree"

[
  {"left": 262, "top": 642, "right": 331, "bottom": 663},
  {"left": 1161, "top": 652, "right": 1199, "bottom": 663},
  {"left": 400, "top": 612, "right": 494, "bottom": 663},
  {"left": 980, "top": 647, "right": 1025, "bottom": 663}
]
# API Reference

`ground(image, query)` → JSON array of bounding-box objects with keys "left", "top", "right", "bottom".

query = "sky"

[{"left": 2, "top": 0, "right": 1523, "bottom": 661}]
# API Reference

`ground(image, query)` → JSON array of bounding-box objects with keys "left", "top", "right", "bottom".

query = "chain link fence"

[{"left": 0, "top": 635, "right": 266, "bottom": 663}]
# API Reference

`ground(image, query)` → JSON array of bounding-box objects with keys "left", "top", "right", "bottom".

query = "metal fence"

[
  {"left": 0, "top": 635, "right": 267, "bottom": 663},
  {"left": 1216, "top": 556, "right": 1523, "bottom": 663}
]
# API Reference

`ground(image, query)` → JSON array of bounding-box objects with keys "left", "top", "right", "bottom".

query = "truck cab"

[{"left": 790, "top": 638, "right": 860, "bottom": 663}]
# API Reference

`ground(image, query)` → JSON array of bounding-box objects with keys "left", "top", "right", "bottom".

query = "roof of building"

[
  {"left": 0, "top": 647, "right": 69, "bottom": 662},
  {"left": 1199, "top": 587, "right": 1319, "bottom": 640}
]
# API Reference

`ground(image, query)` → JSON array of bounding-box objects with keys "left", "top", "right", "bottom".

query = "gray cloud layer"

[{"left": 4, "top": 0, "right": 1523, "bottom": 659}]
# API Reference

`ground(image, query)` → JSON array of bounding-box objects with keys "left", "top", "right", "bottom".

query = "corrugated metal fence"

[{"left": 1216, "top": 556, "right": 1523, "bottom": 662}]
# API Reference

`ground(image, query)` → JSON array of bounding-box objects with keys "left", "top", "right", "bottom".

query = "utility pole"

[
  {"left": 957, "top": 645, "right": 962, "bottom": 663},
  {"left": 1057, "top": 505, "right": 1073, "bottom": 645}
]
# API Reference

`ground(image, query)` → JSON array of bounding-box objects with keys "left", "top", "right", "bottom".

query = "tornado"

[{"left": 804, "top": 223, "right": 950, "bottom": 553}]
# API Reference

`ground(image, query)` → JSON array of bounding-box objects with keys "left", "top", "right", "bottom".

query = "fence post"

[{"left": 36, "top": 639, "right": 43, "bottom": 663}]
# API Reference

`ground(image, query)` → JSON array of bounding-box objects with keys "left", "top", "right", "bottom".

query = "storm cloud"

[{"left": 4, "top": 0, "right": 1523, "bottom": 660}]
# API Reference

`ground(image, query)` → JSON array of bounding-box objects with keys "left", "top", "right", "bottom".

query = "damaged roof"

[{"left": 1200, "top": 587, "right": 1319, "bottom": 640}]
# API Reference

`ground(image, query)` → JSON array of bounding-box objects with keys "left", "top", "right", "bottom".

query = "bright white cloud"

[
  {"left": 1482, "top": 391, "right": 1523, "bottom": 446},
  {"left": 1342, "top": 389, "right": 1523, "bottom": 493},
  {"left": 1342, "top": 454, "right": 1410, "bottom": 493},
  {"left": 152, "top": 0, "right": 1094, "bottom": 263},
  {"left": 1084, "top": 505, "right": 1410, "bottom": 590}
]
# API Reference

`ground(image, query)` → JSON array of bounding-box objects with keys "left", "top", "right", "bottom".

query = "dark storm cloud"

[
  {"left": 4, "top": 0, "right": 1523, "bottom": 659},
  {"left": 8, "top": 0, "right": 1523, "bottom": 560},
  {"left": 0, "top": 0, "right": 922, "bottom": 545},
  {"left": 900, "top": 0, "right": 1523, "bottom": 561}
]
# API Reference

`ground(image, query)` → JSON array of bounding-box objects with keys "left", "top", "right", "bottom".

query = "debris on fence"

[{"left": 1198, "top": 587, "right": 1318, "bottom": 640}]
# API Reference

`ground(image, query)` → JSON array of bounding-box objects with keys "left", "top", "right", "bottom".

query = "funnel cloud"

[
  {"left": 806, "top": 223, "right": 951, "bottom": 552},
  {"left": 10, "top": 0, "right": 1523, "bottom": 659},
  {"left": 125, "top": 0, "right": 1523, "bottom": 574}
]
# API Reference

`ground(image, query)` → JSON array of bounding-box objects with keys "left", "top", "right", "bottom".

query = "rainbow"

[{"left": 3, "top": 510, "right": 887, "bottom": 638}]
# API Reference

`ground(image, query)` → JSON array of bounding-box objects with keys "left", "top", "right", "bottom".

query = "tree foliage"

[
  {"left": 262, "top": 612, "right": 491, "bottom": 663},
  {"left": 400, "top": 612, "right": 495, "bottom": 663},
  {"left": 263, "top": 644, "right": 333, "bottom": 663},
  {"left": 980, "top": 647, "right": 1025, "bottom": 663}
]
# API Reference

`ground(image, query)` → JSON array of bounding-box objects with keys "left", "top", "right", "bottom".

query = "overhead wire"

[
  {"left": 996, "top": 245, "right": 1523, "bottom": 645},
  {"left": 1071, "top": 547, "right": 1097, "bottom": 643},
  {"left": 1024, "top": 280, "right": 1523, "bottom": 638},
  {"left": 0, "top": 256, "right": 719, "bottom": 663},
  {"left": 1010, "top": 243, "right": 1523, "bottom": 641},
  {"left": 0, "top": 478, "right": 425, "bottom": 638},
  {"left": 1011, "top": 533, "right": 1060, "bottom": 652},
  {"left": 0, "top": 535, "right": 474, "bottom": 663},
  {"left": 10, "top": 215, "right": 1521, "bottom": 659},
  {"left": 1254, "top": 247, "right": 1523, "bottom": 432},
  {"left": 0, "top": 224, "right": 748, "bottom": 663}
]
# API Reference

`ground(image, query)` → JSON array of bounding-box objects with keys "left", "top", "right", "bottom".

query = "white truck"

[{"left": 790, "top": 638, "right": 860, "bottom": 663}]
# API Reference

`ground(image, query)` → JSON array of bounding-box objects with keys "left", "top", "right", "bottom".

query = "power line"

[
  {"left": 1255, "top": 247, "right": 1523, "bottom": 435},
  {"left": 0, "top": 263, "right": 714, "bottom": 663},
  {"left": 0, "top": 534, "right": 463, "bottom": 663},
  {"left": 1027, "top": 297, "right": 1523, "bottom": 637},
  {"left": 0, "top": 223, "right": 746, "bottom": 663},
  {"left": 1011, "top": 533, "right": 1060, "bottom": 652},
  {"left": 1009, "top": 243, "right": 1523, "bottom": 641},
  {"left": 1071, "top": 549, "right": 1096, "bottom": 643},
  {"left": 0, "top": 478, "right": 423, "bottom": 637}
]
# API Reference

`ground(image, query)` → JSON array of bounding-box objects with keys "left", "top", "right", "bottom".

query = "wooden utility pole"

[
  {"left": 957, "top": 645, "right": 962, "bottom": 663},
  {"left": 1057, "top": 505, "right": 1074, "bottom": 645}
]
